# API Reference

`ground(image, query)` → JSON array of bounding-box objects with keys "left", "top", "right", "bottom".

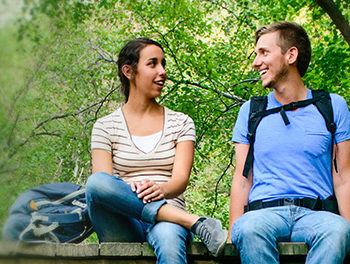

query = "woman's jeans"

[
  {"left": 231, "top": 206, "right": 350, "bottom": 264},
  {"left": 86, "top": 172, "right": 191, "bottom": 264}
]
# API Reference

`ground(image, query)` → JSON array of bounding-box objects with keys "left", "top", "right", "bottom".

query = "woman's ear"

[
  {"left": 122, "top": 65, "right": 133, "bottom": 80},
  {"left": 286, "top": 46, "right": 298, "bottom": 65}
]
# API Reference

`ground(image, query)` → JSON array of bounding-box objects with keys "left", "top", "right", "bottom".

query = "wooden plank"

[
  {"left": 141, "top": 243, "right": 155, "bottom": 257},
  {"left": 56, "top": 243, "right": 99, "bottom": 257},
  {"left": 100, "top": 242, "right": 142, "bottom": 257},
  {"left": 0, "top": 241, "right": 338, "bottom": 264},
  {"left": 5, "top": 242, "right": 56, "bottom": 257},
  {"left": 188, "top": 242, "right": 209, "bottom": 256},
  {"left": 0, "top": 242, "right": 18, "bottom": 256},
  {"left": 278, "top": 242, "right": 309, "bottom": 255},
  {"left": 222, "top": 243, "right": 239, "bottom": 257}
]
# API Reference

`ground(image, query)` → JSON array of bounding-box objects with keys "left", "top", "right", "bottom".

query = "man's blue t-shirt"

[{"left": 232, "top": 89, "right": 350, "bottom": 203}]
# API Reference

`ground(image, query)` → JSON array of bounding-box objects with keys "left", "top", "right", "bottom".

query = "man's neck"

[{"left": 272, "top": 72, "right": 307, "bottom": 105}]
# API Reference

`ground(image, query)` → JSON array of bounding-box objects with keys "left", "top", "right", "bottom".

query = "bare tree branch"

[
  {"left": 168, "top": 77, "right": 254, "bottom": 102},
  {"left": 4, "top": 84, "right": 118, "bottom": 164},
  {"left": 88, "top": 42, "right": 117, "bottom": 63},
  {"left": 7, "top": 59, "right": 45, "bottom": 147},
  {"left": 138, "top": 13, "right": 186, "bottom": 80},
  {"left": 211, "top": 150, "right": 234, "bottom": 216}
]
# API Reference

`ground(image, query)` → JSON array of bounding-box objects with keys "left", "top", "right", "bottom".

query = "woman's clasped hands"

[{"left": 130, "top": 179, "right": 165, "bottom": 203}]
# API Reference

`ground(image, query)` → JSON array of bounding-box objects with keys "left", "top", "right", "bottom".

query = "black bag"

[{"left": 2, "top": 182, "right": 93, "bottom": 243}]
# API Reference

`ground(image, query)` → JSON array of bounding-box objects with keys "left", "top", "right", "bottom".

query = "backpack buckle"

[{"left": 289, "top": 102, "right": 297, "bottom": 109}]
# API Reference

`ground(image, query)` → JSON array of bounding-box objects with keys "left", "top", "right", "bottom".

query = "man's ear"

[
  {"left": 286, "top": 46, "right": 298, "bottom": 65},
  {"left": 122, "top": 65, "right": 133, "bottom": 80}
]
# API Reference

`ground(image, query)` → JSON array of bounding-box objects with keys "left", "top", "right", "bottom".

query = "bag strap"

[
  {"left": 19, "top": 221, "right": 60, "bottom": 243},
  {"left": 34, "top": 188, "right": 86, "bottom": 207},
  {"left": 31, "top": 209, "right": 89, "bottom": 224},
  {"left": 243, "top": 96, "right": 267, "bottom": 177},
  {"left": 311, "top": 90, "right": 337, "bottom": 172}
]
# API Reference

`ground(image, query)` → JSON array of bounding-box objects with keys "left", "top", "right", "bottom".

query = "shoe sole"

[{"left": 212, "top": 229, "right": 228, "bottom": 257}]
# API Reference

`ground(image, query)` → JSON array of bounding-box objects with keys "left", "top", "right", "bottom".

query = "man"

[{"left": 230, "top": 21, "right": 350, "bottom": 263}]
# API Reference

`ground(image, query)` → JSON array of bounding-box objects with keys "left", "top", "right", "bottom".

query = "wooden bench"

[{"left": 0, "top": 241, "right": 326, "bottom": 263}]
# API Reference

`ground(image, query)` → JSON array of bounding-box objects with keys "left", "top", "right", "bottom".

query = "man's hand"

[{"left": 130, "top": 179, "right": 164, "bottom": 203}]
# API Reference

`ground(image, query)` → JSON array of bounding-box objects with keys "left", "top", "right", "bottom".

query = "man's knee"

[
  {"left": 231, "top": 212, "right": 264, "bottom": 244},
  {"left": 324, "top": 215, "right": 350, "bottom": 243}
]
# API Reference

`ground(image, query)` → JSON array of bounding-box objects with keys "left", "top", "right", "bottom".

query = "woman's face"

[{"left": 132, "top": 44, "right": 167, "bottom": 99}]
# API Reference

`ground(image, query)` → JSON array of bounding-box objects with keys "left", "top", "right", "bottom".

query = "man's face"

[{"left": 252, "top": 31, "right": 289, "bottom": 88}]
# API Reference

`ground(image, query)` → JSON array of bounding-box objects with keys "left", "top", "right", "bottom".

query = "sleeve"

[
  {"left": 176, "top": 115, "right": 196, "bottom": 143},
  {"left": 91, "top": 120, "right": 112, "bottom": 153},
  {"left": 231, "top": 101, "right": 250, "bottom": 144},
  {"left": 331, "top": 94, "right": 350, "bottom": 144}
]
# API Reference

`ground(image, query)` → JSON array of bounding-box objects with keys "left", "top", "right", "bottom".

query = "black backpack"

[
  {"left": 2, "top": 182, "right": 93, "bottom": 243},
  {"left": 243, "top": 89, "right": 336, "bottom": 177}
]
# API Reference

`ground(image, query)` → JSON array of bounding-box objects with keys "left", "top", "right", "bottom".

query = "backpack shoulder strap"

[
  {"left": 311, "top": 90, "right": 336, "bottom": 135},
  {"left": 311, "top": 89, "right": 337, "bottom": 171},
  {"left": 248, "top": 96, "right": 268, "bottom": 125},
  {"left": 243, "top": 96, "right": 268, "bottom": 177}
]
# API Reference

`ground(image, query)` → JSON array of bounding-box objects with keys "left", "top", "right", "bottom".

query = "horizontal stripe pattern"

[{"left": 91, "top": 107, "right": 195, "bottom": 210}]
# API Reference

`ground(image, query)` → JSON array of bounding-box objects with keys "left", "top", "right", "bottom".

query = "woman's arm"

[
  {"left": 136, "top": 140, "right": 195, "bottom": 202},
  {"left": 91, "top": 149, "right": 113, "bottom": 175}
]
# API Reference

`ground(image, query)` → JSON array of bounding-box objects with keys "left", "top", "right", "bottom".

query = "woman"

[{"left": 85, "top": 38, "right": 227, "bottom": 263}]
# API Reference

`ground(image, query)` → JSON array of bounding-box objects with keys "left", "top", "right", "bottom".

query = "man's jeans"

[
  {"left": 86, "top": 172, "right": 191, "bottom": 264},
  {"left": 231, "top": 205, "right": 350, "bottom": 264}
]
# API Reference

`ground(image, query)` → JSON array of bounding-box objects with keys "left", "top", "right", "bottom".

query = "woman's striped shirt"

[{"left": 91, "top": 106, "right": 196, "bottom": 210}]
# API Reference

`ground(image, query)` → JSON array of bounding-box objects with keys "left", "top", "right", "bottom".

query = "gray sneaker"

[{"left": 192, "top": 217, "right": 228, "bottom": 257}]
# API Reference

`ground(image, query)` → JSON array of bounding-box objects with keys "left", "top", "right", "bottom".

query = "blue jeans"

[
  {"left": 86, "top": 172, "right": 191, "bottom": 264},
  {"left": 231, "top": 206, "right": 350, "bottom": 264}
]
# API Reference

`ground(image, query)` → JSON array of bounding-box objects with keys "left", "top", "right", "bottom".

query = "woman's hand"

[{"left": 130, "top": 179, "right": 164, "bottom": 203}]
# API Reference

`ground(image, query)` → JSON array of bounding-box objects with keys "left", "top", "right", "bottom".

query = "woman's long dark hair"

[{"left": 117, "top": 38, "right": 164, "bottom": 102}]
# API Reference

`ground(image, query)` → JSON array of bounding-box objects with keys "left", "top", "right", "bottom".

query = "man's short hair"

[{"left": 255, "top": 21, "right": 311, "bottom": 77}]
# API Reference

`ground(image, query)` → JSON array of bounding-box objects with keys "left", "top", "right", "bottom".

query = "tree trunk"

[{"left": 314, "top": 0, "right": 350, "bottom": 46}]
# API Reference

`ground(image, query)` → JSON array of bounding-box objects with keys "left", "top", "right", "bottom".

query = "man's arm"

[
  {"left": 229, "top": 143, "right": 253, "bottom": 236},
  {"left": 333, "top": 139, "right": 350, "bottom": 222}
]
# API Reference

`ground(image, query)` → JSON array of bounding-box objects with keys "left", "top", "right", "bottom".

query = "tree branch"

[
  {"left": 211, "top": 150, "right": 234, "bottom": 216},
  {"left": 88, "top": 42, "right": 117, "bottom": 63},
  {"left": 168, "top": 77, "right": 254, "bottom": 102},
  {"left": 314, "top": 0, "right": 350, "bottom": 46}
]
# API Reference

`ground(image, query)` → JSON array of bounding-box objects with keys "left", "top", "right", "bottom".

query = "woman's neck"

[{"left": 123, "top": 97, "right": 162, "bottom": 116}]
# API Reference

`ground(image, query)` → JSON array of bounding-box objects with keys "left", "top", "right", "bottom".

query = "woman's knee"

[
  {"left": 86, "top": 172, "right": 126, "bottom": 195},
  {"left": 86, "top": 172, "right": 110, "bottom": 192}
]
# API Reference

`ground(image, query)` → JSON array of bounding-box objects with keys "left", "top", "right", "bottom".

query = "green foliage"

[{"left": 1, "top": 0, "right": 349, "bottom": 239}]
